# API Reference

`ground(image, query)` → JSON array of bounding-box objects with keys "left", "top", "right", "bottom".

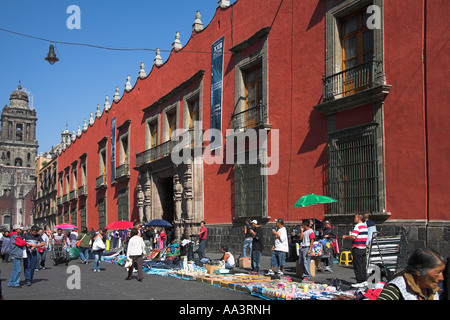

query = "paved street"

[{"left": 0, "top": 252, "right": 357, "bottom": 301}]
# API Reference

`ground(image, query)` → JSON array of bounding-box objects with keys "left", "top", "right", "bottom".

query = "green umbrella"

[{"left": 293, "top": 194, "right": 337, "bottom": 231}]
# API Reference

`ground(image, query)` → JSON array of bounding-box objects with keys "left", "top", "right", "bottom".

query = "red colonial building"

[{"left": 54, "top": 0, "right": 450, "bottom": 256}]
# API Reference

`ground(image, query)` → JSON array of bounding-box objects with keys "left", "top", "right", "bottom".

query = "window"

[
  {"left": 15, "top": 158, "right": 22, "bottom": 167},
  {"left": 166, "top": 109, "right": 177, "bottom": 141},
  {"left": 244, "top": 64, "right": 263, "bottom": 111},
  {"left": 341, "top": 9, "right": 374, "bottom": 70},
  {"left": 328, "top": 123, "right": 379, "bottom": 215},
  {"left": 100, "top": 149, "right": 107, "bottom": 177},
  {"left": 234, "top": 160, "right": 267, "bottom": 219},
  {"left": 117, "top": 188, "right": 129, "bottom": 221},
  {"left": 16, "top": 123, "right": 23, "bottom": 141},
  {"left": 98, "top": 197, "right": 106, "bottom": 229},
  {"left": 120, "top": 135, "right": 129, "bottom": 166},
  {"left": 149, "top": 121, "right": 158, "bottom": 148},
  {"left": 71, "top": 206, "right": 77, "bottom": 226},
  {"left": 188, "top": 97, "right": 199, "bottom": 130}
]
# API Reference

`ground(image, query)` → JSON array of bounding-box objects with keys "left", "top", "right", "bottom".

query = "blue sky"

[{"left": 0, "top": 0, "right": 235, "bottom": 154}]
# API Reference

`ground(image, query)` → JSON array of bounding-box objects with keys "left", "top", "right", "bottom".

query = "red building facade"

[{"left": 54, "top": 0, "right": 450, "bottom": 255}]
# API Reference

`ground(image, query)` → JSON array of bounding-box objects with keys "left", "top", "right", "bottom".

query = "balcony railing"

[
  {"left": 231, "top": 103, "right": 268, "bottom": 131},
  {"left": 95, "top": 175, "right": 107, "bottom": 189},
  {"left": 69, "top": 189, "right": 78, "bottom": 201},
  {"left": 56, "top": 197, "right": 62, "bottom": 206},
  {"left": 115, "top": 164, "right": 130, "bottom": 180},
  {"left": 322, "top": 60, "right": 382, "bottom": 102},
  {"left": 78, "top": 185, "right": 87, "bottom": 197},
  {"left": 62, "top": 194, "right": 68, "bottom": 203},
  {"left": 136, "top": 140, "right": 175, "bottom": 167}
]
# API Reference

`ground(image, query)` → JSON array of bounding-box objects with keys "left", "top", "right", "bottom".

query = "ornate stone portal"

[{"left": 135, "top": 156, "right": 203, "bottom": 240}]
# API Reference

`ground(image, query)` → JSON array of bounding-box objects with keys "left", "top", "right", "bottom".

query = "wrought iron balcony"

[
  {"left": 69, "top": 189, "right": 78, "bottom": 200},
  {"left": 231, "top": 103, "right": 268, "bottom": 131},
  {"left": 136, "top": 140, "right": 175, "bottom": 167},
  {"left": 78, "top": 185, "right": 87, "bottom": 197},
  {"left": 95, "top": 175, "right": 107, "bottom": 189},
  {"left": 62, "top": 194, "right": 68, "bottom": 203},
  {"left": 56, "top": 196, "right": 62, "bottom": 206},
  {"left": 322, "top": 60, "right": 382, "bottom": 102},
  {"left": 115, "top": 163, "right": 130, "bottom": 181}
]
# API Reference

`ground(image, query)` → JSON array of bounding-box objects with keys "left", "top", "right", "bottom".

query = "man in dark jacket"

[
  {"left": 8, "top": 225, "right": 28, "bottom": 288},
  {"left": 22, "top": 226, "right": 44, "bottom": 286},
  {"left": 249, "top": 220, "right": 264, "bottom": 274}
]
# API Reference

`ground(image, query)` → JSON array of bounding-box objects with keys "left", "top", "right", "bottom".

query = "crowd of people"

[{"left": 1, "top": 215, "right": 449, "bottom": 300}]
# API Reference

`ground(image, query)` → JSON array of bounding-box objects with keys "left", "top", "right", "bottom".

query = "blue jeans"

[
  {"left": 37, "top": 249, "right": 47, "bottom": 269},
  {"left": 8, "top": 257, "right": 22, "bottom": 287},
  {"left": 242, "top": 238, "right": 253, "bottom": 258},
  {"left": 23, "top": 251, "right": 38, "bottom": 283},
  {"left": 299, "top": 247, "right": 312, "bottom": 279},
  {"left": 270, "top": 250, "right": 286, "bottom": 268},
  {"left": 251, "top": 249, "right": 262, "bottom": 272},
  {"left": 197, "top": 239, "right": 207, "bottom": 259},
  {"left": 93, "top": 250, "right": 102, "bottom": 271},
  {"left": 79, "top": 247, "right": 90, "bottom": 263}
]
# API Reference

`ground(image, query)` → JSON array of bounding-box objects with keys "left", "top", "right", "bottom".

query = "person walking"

[
  {"left": 343, "top": 213, "right": 369, "bottom": 288},
  {"left": 125, "top": 228, "right": 146, "bottom": 282},
  {"left": 378, "top": 248, "right": 445, "bottom": 300},
  {"left": 298, "top": 219, "right": 315, "bottom": 280},
  {"left": 1, "top": 231, "right": 11, "bottom": 262},
  {"left": 7, "top": 225, "right": 28, "bottom": 288},
  {"left": 242, "top": 219, "right": 253, "bottom": 258},
  {"left": 36, "top": 228, "right": 49, "bottom": 270},
  {"left": 196, "top": 221, "right": 207, "bottom": 259},
  {"left": 265, "top": 218, "right": 289, "bottom": 276},
  {"left": 249, "top": 220, "right": 264, "bottom": 274},
  {"left": 22, "top": 226, "right": 45, "bottom": 286},
  {"left": 92, "top": 229, "right": 106, "bottom": 272},
  {"left": 77, "top": 228, "right": 92, "bottom": 264}
]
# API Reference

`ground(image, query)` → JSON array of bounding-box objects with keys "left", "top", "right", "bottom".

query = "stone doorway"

[{"left": 161, "top": 176, "right": 174, "bottom": 224}]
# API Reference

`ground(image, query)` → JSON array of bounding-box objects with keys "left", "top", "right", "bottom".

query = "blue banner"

[
  {"left": 210, "top": 36, "right": 224, "bottom": 150},
  {"left": 111, "top": 116, "right": 116, "bottom": 183}
]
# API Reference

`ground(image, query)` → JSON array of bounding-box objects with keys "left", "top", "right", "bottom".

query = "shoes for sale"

[{"left": 351, "top": 281, "right": 368, "bottom": 288}]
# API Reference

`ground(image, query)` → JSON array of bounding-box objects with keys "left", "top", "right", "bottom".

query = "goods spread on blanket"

[{"left": 100, "top": 253, "right": 356, "bottom": 300}]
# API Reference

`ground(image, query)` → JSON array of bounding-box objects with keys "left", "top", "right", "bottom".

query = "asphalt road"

[{"left": 0, "top": 256, "right": 262, "bottom": 301}]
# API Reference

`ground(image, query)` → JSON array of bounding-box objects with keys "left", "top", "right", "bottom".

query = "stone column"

[
  {"left": 137, "top": 182, "right": 144, "bottom": 223},
  {"left": 183, "top": 159, "right": 194, "bottom": 220},
  {"left": 143, "top": 171, "right": 152, "bottom": 222}
]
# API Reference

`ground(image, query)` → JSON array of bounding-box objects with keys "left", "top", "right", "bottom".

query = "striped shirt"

[{"left": 351, "top": 222, "right": 368, "bottom": 249}]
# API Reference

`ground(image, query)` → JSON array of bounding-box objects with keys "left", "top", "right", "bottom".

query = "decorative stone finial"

[
  {"left": 154, "top": 48, "right": 163, "bottom": 67},
  {"left": 96, "top": 104, "right": 102, "bottom": 118},
  {"left": 82, "top": 118, "right": 88, "bottom": 132},
  {"left": 125, "top": 75, "right": 132, "bottom": 92},
  {"left": 139, "top": 62, "right": 146, "bottom": 79},
  {"left": 104, "top": 95, "right": 110, "bottom": 111},
  {"left": 193, "top": 11, "right": 204, "bottom": 32},
  {"left": 172, "top": 32, "right": 182, "bottom": 52},
  {"left": 218, "top": 0, "right": 230, "bottom": 8},
  {"left": 71, "top": 130, "right": 76, "bottom": 142},
  {"left": 77, "top": 125, "right": 82, "bottom": 137},
  {"left": 89, "top": 112, "right": 94, "bottom": 126},
  {"left": 113, "top": 86, "right": 121, "bottom": 103}
]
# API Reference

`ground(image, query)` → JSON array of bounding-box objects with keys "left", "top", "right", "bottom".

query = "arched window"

[{"left": 15, "top": 158, "right": 23, "bottom": 167}]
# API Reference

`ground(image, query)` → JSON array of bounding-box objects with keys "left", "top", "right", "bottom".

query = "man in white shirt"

[{"left": 266, "top": 218, "right": 289, "bottom": 276}]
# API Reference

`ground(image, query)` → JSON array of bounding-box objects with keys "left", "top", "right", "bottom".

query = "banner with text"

[{"left": 210, "top": 36, "right": 224, "bottom": 150}]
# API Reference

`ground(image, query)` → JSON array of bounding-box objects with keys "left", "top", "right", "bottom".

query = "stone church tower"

[{"left": 0, "top": 82, "right": 38, "bottom": 167}]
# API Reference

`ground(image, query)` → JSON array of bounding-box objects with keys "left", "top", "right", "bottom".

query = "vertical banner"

[
  {"left": 111, "top": 116, "right": 116, "bottom": 183},
  {"left": 210, "top": 36, "right": 225, "bottom": 150}
]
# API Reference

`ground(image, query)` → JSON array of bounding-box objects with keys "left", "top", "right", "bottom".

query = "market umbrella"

[
  {"left": 293, "top": 194, "right": 337, "bottom": 232},
  {"left": 53, "top": 224, "right": 77, "bottom": 230},
  {"left": 105, "top": 220, "right": 133, "bottom": 230},
  {"left": 145, "top": 219, "right": 172, "bottom": 228}
]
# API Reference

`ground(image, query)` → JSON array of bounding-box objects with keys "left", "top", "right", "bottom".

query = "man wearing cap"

[
  {"left": 299, "top": 219, "right": 316, "bottom": 280},
  {"left": 265, "top": 218, "right": 289, "bottom": 276},
  {"left": 7, "top": 224, "right": 28, "bottom": 288},
  {"left": 249, "top": 220, "right": 264, "bottom": 274}
]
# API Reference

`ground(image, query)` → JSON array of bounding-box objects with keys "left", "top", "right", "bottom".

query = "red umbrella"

[{"left": 105, "top": 220, "right": 133, "bottom": 230}]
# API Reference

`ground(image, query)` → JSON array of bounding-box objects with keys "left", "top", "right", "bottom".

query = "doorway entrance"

[{"left": 161, "top": 177, "right": 174, "bottom": 224}]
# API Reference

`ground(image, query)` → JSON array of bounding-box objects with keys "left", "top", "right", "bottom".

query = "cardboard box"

[
  {"left": 205, "top": 264, "right": 220, "bottom": 275},
  {"left": 238, "top": 257, "right": 252, "bottom": 269},
  {"left": 296, "top": 259, "right": 316, "bottom": 278}
]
